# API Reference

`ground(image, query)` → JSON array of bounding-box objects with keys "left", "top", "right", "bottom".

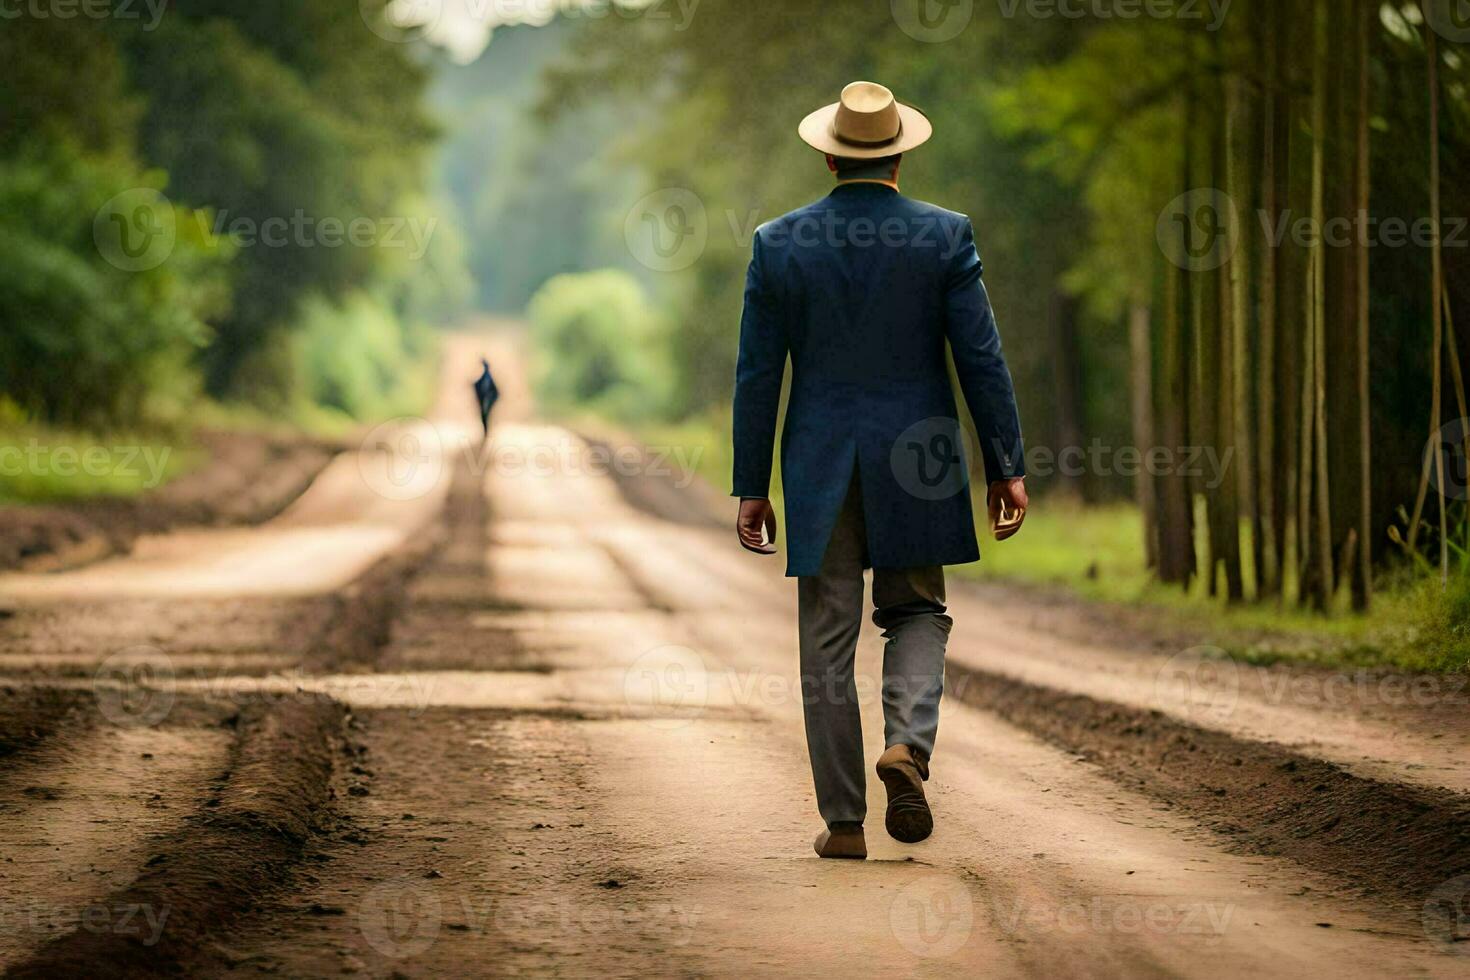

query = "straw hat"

[{"left": 798, "top": 81, "right": 933, "bottom": 159}]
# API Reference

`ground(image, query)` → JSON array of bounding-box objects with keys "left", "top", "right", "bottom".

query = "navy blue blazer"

[{"left": 732, "top": 183, "right": 1025, "bottom": 578}]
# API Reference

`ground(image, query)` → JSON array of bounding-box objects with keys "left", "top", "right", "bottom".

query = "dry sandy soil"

[
  {"left": 0, "top": 329, "right": 1467, "bottom": 978},
  {"left": 0, "top": 431, "right": 336, "bottom": 574}
]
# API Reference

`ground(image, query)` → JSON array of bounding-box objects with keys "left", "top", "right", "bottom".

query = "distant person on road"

[
  {"left": 474, "top": 358, "right": 499, "bottom": 438},
  {"left": 732, "top": 82, "right": 1029, "bottom": 860}
]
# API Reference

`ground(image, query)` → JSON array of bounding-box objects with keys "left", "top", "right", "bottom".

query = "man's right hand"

[
  {"left": 737, "top": 498, "right": 779, "bottom": 555},
  {"left": 988, "top": 478, "right": 1029, "bottom": 542}
]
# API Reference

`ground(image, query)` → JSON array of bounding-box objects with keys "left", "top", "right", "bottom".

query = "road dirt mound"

[
  {"left": 0, "top": 697, "right": 239, "bottom": 969},
  {"left": 0, "top": 513, "right": 443, "bottom": 683},
  {"left": 0, "top": 431, "right": 335, "bottom": 574},
  {"left": 574, "top": 430, "right": 725, "bottom": 530},
  {"left": 949, "top": 664, "right": 1470, "bottom": 916},
  {"left": 309, "top": 519, "right": 447, "bottom": 673},
  {"left": 5, "top": 697, "right": 354, "bottom": 979},
  {"left": 0, "top": 686, "right": 92, "bottom": 760}
]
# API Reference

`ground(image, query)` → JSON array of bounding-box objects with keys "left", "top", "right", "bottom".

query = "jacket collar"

[{"left": 827, "top": 182, "right": 902, "bottom": 203}]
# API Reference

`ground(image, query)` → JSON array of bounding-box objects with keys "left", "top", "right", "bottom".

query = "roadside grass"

[
  {"left": 953, "top": 501, "right": 1467, "bottom": 674},
  {"left": 634, "top": 408, "right": 791, "bottom": 519},
  {"left": 635, "top": 414, "right": 737, "bottom": 491},
  {"left": 189, "top": 341, "right": 441, "bottom": 442},
  {"left": 0, "top": 420, "right": 203, "bottom": 505},
  {"left": 622, "top": 411, "right": 1469, "bottom": 675},
  {"left": 0, "top": 334, "right": 441, "bottom": 506}
]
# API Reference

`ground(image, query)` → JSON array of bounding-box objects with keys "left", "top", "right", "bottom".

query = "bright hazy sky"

[{"left": 388, "top": 0, "right": 653, "bottom": 62}]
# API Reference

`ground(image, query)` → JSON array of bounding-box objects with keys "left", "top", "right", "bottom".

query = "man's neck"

[
  {"left": 834, "top": 157, "right": 900, "bottom": 190},
  {"left": 837, "top": 177, "right": 900, "bottom": 190}
]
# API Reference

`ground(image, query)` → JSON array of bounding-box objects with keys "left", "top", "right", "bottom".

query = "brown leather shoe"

[
  {"left": 813, "top": 822, "right": 867, "bottom": 859},
  {"left": 876, "top": 744, "right": 932, "bottom": 843}
]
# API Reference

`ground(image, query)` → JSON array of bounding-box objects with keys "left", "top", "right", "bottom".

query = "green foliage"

[
  {"left": 541, "top": 4, "right": 1118, "bottom": 447},
  {"left": 126, "top": 11, "right": 440, "bottom": 399},
  {"left": 527, "top": 270, "right": 673, "bottom": 422},
  {"left": 623, "top": 410, "right": 1466, "bottom": 673},
  {"left": 0, "top": 9, "right": 464, "bottom": 433},
  {"left": 0, "top": 19, "right": 142, "bottom": 158},
  {"left": 1399, "top": 571, "right": 1470, "bottom": 673},
  {"left": 387, "top": 193, "right": 476, "bottom": 327},
  {"left": 0, "top": 418, "right": 201, "bottom": 505},
  {"left": 988, "top": 21, "right": 1183, "bottom": 318},
  {"left": 291, "top": 291, "right": 438, "bottom": 424},
  {"left": 951, "top": 508, "right": 1470, "bottom": 674},
  {"left": 0, "top": 145, "right": 230, "bottom": 428},
  {"left": 432, "top": 22, "right": 641, "bottom": 315}
]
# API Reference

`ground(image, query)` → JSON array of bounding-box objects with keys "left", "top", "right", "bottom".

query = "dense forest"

[
  {"left": 1, "top": 1, "right": 1467, "bottom": 618},
  {"left": 0, "top": 1, "right": 470, "bottom": 428},
  {"left": 538, "top": 0, "right": 1469, "bottom": 611}
]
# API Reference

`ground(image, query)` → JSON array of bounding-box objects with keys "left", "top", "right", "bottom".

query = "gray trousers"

[{"left": 797, "top": 477, "right": 952, "bottom": 826}]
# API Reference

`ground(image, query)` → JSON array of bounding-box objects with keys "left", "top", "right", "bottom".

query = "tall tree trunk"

[
  {"left": 1444, "top": 286, "right": 1470, "bottom": 489},
  {"left": 1354, "top": 0, "right": 1373, "bottom": 609},
  {"left": 1276, "top": 0, "right": 1304, "bottom": 600},
  {"left": 1050, "top": 290, "right": 1087, "bottom": 503},
  {"left": 1298, "top": 225, "right": 1317, "bottom": 606},
  {"left": 1256, "top": 1, "right": 1281, "bottom": 598},
  {"left": 1295, "top": 0, "right": 1317, "bottom": 604},
  {"left": 1158, "top": 235, "right": 1196, "bottom": 586},
  {"left": 1130, "top": 301, "right": 1159, "bottom": 569},
  {"left": 1444, "top": 287, "right": 1470, "bottom": 563},
  {"left": 1310, "top": 0, "right": 1335, "bottom": 611},
  {"left": 1426, "top": 7, "right": 1448, "bottom": 587},
  {"left": 1220, "top": 64, "right": 1246, "bottom": 602},
  {"left": 1186, "top": 52, "right": 1218, "bottom": 596},
  {"left": 1158, "top": 84, "right": 1197, "bottom": 588},
  {"left": 1322, "top": 0, "right": 1361, "bottom": 604}
]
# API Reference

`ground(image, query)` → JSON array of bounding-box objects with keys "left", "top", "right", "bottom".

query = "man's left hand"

[
  {"left": 737, "top": 498, "right": 779, "bottom": 555},
  {"left": 988, "top": 478, "right": 1029, "bottom": 541}
]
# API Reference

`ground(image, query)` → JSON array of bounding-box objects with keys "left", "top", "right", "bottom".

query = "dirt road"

[{"left": 1, "top": 330, "right": 1466, "bottom": 977}]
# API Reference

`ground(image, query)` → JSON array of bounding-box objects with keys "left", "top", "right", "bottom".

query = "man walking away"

[
  {"left": 474, "top": 358, "right": 499, "bottom": 439},
  {"left": 731, "top": 82, "right": 1029, "bottom": 860}
]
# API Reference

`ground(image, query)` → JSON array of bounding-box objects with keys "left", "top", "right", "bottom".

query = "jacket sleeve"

[
  {"left": 944, "top": 217, "right": 1026, "bottom": 484},
  {"left": 731, "top": 231, "right": 789, "bottom": 499}
]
